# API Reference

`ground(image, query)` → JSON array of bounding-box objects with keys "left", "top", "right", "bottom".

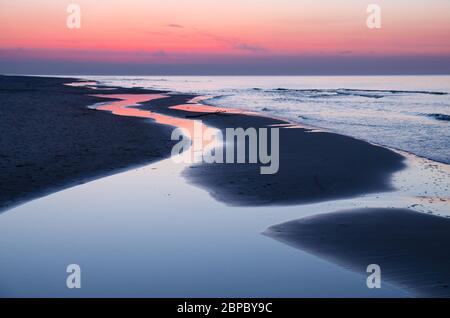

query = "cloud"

[
  {"left": 198, "top": 31, "right": 267, "bottom": 53},
  {"left": 150, "top": 50, "right": 167, "bottom": 58},
  {"left": 167, "top": 23, "right": 183, "bottom": 28},
  {"left": 234, "top": 43, "right": 266, "bottom": 53}
]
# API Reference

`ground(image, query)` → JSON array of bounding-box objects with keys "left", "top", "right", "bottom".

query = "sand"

[
  {"left": 137, "top": 94, "right": 406, "bottom": 206},
  {"left": 265, "top": 208, "right": 450, "bottom": 297},
  {"left": 0, "top": 75, "right": 177, "bottom": 212}
]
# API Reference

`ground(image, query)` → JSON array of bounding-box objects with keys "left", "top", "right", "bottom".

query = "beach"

[
  {"left": 142, "top": 98, "right": 405, "bottom": 206},
  {"left": 0, "top": 75, "right": 448, "bottom": 297},
  {"left": 265, "top": 208, "right": 450, "bottom": 297},
  {"left": 0, "top": 75, "right": 407, "bottom": 210},
  {"left": 0, "top": 75, "right": 176, "bottom": 212}
]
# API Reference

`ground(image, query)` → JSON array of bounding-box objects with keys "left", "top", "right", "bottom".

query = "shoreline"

[
  {"left": 199, "top": 95, "right": 450, "bottom": 167},
  {"left": 86, "top": 81, "right": 449, "bottom": 215},
  {"left": 2, "top": 74, "right": 445, "bottom": 210},
  {"left": 133, "top": 92, "right": 406, "bottom": 206},
  {"left": 3, "top": 77, "right": 412, "bottom": 207}
]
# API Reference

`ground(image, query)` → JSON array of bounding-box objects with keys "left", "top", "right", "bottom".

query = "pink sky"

[
  {"left": 1, "top": 1, "right": 450, "bottom": 57},
  {"left": 1, "top": 0, "right": 449, "bottom": 74}
]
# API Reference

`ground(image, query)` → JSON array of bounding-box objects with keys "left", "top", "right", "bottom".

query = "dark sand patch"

[
  {"left": 138, "top": 96, "right": 406, "bottom": 206},
  {"left": 0, "top": 75, "right": 176, "bottom": 212},
  {"left": 264, "top": 208, "right": 450, "bottom": 297}
]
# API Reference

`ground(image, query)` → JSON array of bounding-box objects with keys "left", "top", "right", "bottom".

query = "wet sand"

[
  {"left": 264, "top": 208, "right": 450, "bottom": 297},
  {"left": 0, "top": 75, "right": 177, "bottom": 212},
  {"left": 137, "top": 94, "right": 406, "bottom": 206}
]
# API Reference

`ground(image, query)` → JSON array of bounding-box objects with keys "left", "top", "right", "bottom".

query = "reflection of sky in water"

[
  {"left": 0, "top": 156, "right": 410, "bottom": 297},
  {"left": 91, "top": 94, "right": 204, "bottom": 137},
  {"left": 90, "top": 94, "right": 225, "bottom": 162}
]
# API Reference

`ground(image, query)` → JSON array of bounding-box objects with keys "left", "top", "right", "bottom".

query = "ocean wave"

[
  {"left": 249, "top": 87, "right": 448, "bottom": 99},
  {"left": 200, "top": 95, "right": 231, "bottom": 106},
  {"left": 337, "top": 88, "right": 448, "bottom": 96},
  {"left": 292, "top": 114, "right": 395, "bottom": 128},
  {"left": 336, "top": 89, "right": 384, "bottom": 99},
  {"left": 423, "top": 113, "right": 450, "bottom": 121}
]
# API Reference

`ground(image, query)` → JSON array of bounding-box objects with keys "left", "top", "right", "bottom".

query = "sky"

[{"left": 1, "top": 0, "right": 450, "bottom": 75}]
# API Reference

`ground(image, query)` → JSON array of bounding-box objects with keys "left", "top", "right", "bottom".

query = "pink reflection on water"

[
  {"left": 91, "top": 94, "right": 202, "bottom": 133},
  {"left": 90, "top": 94, "right": 217, "bottom": 158},
  {"left": 65, "top": 81, "right": 98, "bottom": 87},
  {"left": 92, "top": 94, "right": 167, "bottom": 117}
]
